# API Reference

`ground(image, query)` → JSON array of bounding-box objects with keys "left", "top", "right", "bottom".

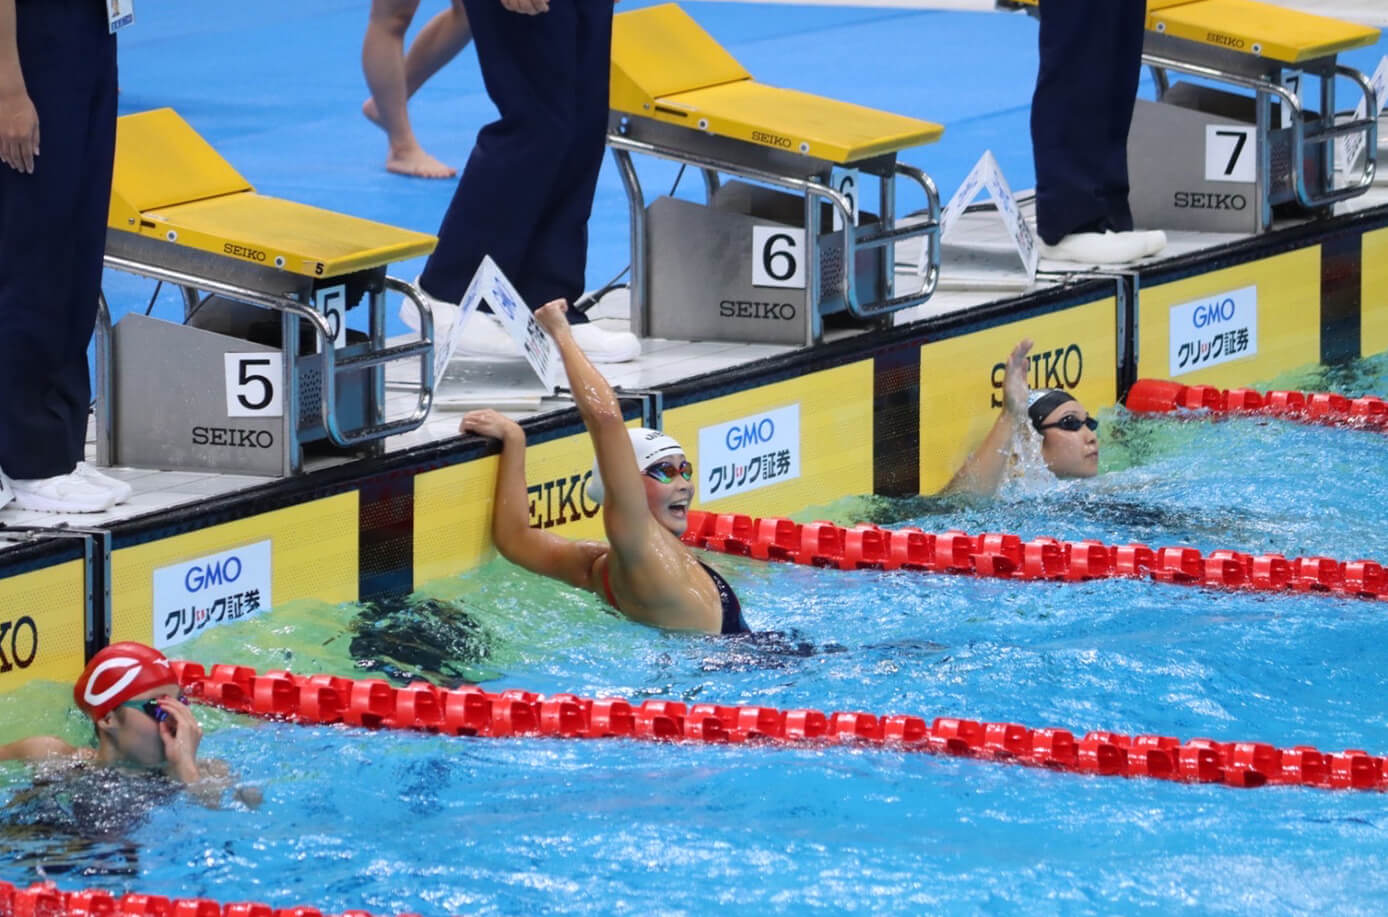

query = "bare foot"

[
  {"left": 386, "top": 145, "right": 457, "bottom": 179},
  {"left": 362, "top": 98, "right": 383, "bottom": 128}
]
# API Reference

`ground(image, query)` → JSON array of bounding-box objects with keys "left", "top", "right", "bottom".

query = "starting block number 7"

[{"left": 1204, "top": 125, "right": 1256, "bottom": 184}]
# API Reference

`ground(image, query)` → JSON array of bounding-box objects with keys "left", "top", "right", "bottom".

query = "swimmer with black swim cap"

[
  {"left": 946, "top": 338, "right": 1100, "bottom": 495},
  {"left": 0, "top": 642, "right": 253, "bottom": 807},
  {"left": 461, "top": 300, "right": 748, "bottom": 636}
]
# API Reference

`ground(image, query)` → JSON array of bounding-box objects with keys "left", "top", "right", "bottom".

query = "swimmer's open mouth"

[{"left": 669, "top": 502, "right": 688, "bottom": 515}]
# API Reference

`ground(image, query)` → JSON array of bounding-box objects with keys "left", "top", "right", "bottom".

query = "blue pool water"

[{"left": 5, "top": 356, "right": 1388, "bottom": 914}]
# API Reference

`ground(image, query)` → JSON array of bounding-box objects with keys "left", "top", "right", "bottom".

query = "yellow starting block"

[
  {"left": 99, "top": 108, "right": 439, "bottom": 476},
  {"left": 608, "top": 4, "right": 944, "bottom": 346},
  {"left": 1000, "top": 0, "right": 1380, "bottom": 231}
]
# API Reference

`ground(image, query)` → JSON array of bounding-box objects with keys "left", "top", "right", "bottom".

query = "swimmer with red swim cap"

[
  {"left": 0, "top": 642, "right": 244, "bottom": 803},
  {"left": 946, "top": 338, "right": 1101, "bottom": 496}
]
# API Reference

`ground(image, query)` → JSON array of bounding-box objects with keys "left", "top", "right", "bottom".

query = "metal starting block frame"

[
  {"left": 98, "top": 109, "right": 439, "bottom": 476},
  {"left": 607, "top": 4, "right": 944, "bottom": 346},
  {"left": 1001, "top": 0, "right": 1380, "bottom": 232}
]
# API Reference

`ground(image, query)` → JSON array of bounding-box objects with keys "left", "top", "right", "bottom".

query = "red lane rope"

[
  {"left": 678, "top": 510, "right": 1388, "bottom": 602},
  {"left": 0, "top": 880, "right": 412, "bottom": 917},
  {"left": 169, "top": 662, "right": 1387, "bottom": 794},
  {"left": 1126, "top": 378, "right": 1388, "bottom": 430}
]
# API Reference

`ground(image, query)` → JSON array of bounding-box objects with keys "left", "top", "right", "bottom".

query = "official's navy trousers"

[
  {"left": 0, "top": 0, "right": 117, "bottom": 479},
  {"left": 420, "top": 0, "right": 613, "bottom": 320},
  {"left": 1030, "top": 0, "right": 1146, "bottom": 245}
]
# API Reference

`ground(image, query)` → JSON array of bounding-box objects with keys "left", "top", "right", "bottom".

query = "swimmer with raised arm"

[
  {"left": 946, "top": 338, "right": 1099, "bottom": 496},
  {"left": 460, "top": 300, "right": 748, "bottom": 635},
  {"left": 0, "top": 642, "right": 248, "bottom": 807}
]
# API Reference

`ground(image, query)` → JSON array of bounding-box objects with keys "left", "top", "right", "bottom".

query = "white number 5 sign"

[{"left": 224, "top": 353, "right": 283, "bottom": 418}]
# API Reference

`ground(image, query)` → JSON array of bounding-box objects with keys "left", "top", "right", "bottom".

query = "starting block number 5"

[
  {"left": 314, "top": 283, "right": 349, "bottom": 351},
  {"left": 225, "top": 353, "right": 284, "bottom": 418},
  {"left": 752, "top": 225, "right": 806, "bottom": 289},
  {"left": 1204, "top": 125, "right": 1256, "bottom": 184}
]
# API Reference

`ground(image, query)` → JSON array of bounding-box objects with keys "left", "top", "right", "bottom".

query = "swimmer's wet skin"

[
  {"left": 0, "top": 643, "right": 253, "bottom": 809},
  {"left": 460, "top": 300, "right": 747, "bottom": 635}
]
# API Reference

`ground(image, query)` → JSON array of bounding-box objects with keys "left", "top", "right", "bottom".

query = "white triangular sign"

[
  {"left": 432, "top": 256, "right": 563, "bottom": 391},
  {"left": 921, "top": 150, "right": 1038, "bottom": 281}
]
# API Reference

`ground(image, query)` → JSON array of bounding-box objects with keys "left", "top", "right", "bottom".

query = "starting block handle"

[{"left": 1143, "top": 50, "right": 1378, "bottom": 212}]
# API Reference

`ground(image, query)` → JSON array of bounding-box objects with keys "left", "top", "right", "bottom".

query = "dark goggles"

[
  {"left": 1039, "top": 414, "right": 1099, "bottom": 433},
  {"left": 644, "top": 460, "right": 693, "bottom": 484},
  {"left": 121, "top": 694, "right": 188, "bottom": 723}
]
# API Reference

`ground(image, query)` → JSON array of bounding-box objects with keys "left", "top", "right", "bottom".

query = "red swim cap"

[{"left": 73, "top": 642, "right": 178, "bottom": 720}]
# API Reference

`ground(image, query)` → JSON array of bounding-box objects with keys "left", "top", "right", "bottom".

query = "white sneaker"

[
  {"left": 1141, "top": 230, "right": 1168, "bottom": 258},
  {"left": 74, "top": 462, "right": 133, "bottom": 503},
  {"left": 9, "top": 470, "right": 118, "bottom": 513},
  {"left": 399, "top": 278, "right": 460, "bottom": 340},
  {"left": 1039, "top": 230, "right": 1150, "bottom": 266},
  {"left": 570, "top": 321, "right": 641, "bottom": 363}
]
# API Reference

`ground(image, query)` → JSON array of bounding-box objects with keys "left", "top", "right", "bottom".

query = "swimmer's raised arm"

[
  {"left": 945, "top": 338, "right": 1033, "bottom": 497},
  {"left": 460, "top": 407, "right": 606, "bottom": 589},
  {"left": 533, "top": 301, "right": 654, "bottom": 555}
]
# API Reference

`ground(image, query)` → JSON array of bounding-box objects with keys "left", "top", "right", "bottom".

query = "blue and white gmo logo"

[
  {"left": 1191, "top": 297, "right": 1237, "bottom": 329},
  {"left": 725, "top": 417, "right": 776, "bottom": 451},
  {"left": 184, "top": 555, "right": 243, "bottom": 593}
]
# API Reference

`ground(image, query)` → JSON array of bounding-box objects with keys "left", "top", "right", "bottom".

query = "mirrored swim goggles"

[
  {"left": 1038, "top": 414, "right": 1099, "bottom": 433},
  {"left": 644, "top": 460, "right": 693, "bottom": 484},
  {"left": 120, "top": 694, "right": 188, "bottom": 723}
]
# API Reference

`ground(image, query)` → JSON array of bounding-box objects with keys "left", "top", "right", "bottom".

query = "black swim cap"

[{"left": 1027, "top": 389, "right": 1077, "bottom": 432}]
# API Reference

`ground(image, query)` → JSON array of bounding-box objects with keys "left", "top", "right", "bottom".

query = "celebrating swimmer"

[
  {"left": 0, "top": 642, "right": 246, "bottom": 806},
  {"left": 946, "top": 338, "right": 1100, "bottom": 496},
  {"left": 460, "top": 300, "right": 748, "bottom": 635}
]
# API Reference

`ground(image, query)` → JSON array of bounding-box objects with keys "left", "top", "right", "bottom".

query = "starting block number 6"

[
  {"left": 225, "top": 353, "right": 284, "bottom": 418},
  {"left": 751, "top": 225, "right": 806, "bottom": 289}
]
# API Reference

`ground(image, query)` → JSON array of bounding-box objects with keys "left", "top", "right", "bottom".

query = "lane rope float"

[
  {"left": 172, "top": 662, "right": 1387, "bottom": 794},
  {"left": 0, "top": 880, "right": 414, "bottom": 917},
  {"left": 679, "top": 510, "right": 1388, "bottom": 602},
  {"left": 1125, "top": 378, "right": 1388, "bottom": 430}
]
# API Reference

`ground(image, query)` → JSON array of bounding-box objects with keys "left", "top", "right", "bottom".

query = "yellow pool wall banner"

[
  {"left": 0, "top": 559, "right": 87, "bottom": 695},
  {"left": 664, "top": 362, "right": 874, "bottom": 517},
  {"left": 1364, "top": 227, "right": 1388, "bottom": 359},
  {"left": 415, "top": 429, "right": 607, "bottom": 585},
  {"left": 109, "top": 494, "right": 358, "bottom": 647},
  {"left": 918, "top": 297, "right": 1119, "bottom": 495},
  {"left": 1138, "top": 246, "right": 1320, "bottom": 389}
]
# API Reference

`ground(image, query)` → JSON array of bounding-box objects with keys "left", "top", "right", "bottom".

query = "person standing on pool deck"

[
  {"left": 1031, "top": 0, "right": 1166, "bottom": 265},
  {"left": 361, "top": 0, "right": 472, "bottom": 179},
  {"left": 0, "top": 642, "right": 247, "bottom": 806},
  {"left": 411, "top": 0, "right": 641, "bottom": 364},
  {"left": 946, "top": 338, "right": 1100, "bottom": 496},
  {"left": 0, "top": 0, "right": 132, "bottom": 513},
  {"left": 460, "top": 299, "right": 748, "bottom": 635}
]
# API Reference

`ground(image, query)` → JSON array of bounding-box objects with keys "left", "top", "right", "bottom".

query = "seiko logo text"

[
  {"left": 192, "top": 426, "right": 275, "bottom": 448},
  {"left": 751, "top": 130, "right": 792, "bottom": 149},
  {"left": 1174, "top": 191, "right": 1247, "bottom": 210},
  {"left": 1207, "top": 31, "right": 1244, "bottom": 49},
  {"left": 718, "top": 300, "right": 797, "bottom": 320},
  {"left": 0, "top": 616, "right": 38, "bottom": 673},
  {"left": 222, "top": 243, "right": 268, "bottom": 262},
  {"left": 528, "top": 472, "right": 599, "bottom": 530},
  {"left": 991, "top": 343, "right": 1083, "bottom": 407}
]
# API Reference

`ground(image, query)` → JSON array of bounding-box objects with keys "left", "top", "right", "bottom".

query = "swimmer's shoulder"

[{"left": 0, "top": 735, "right": 87, "bottom": 763}]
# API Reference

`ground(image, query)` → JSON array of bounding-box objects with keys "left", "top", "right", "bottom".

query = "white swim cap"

[{"left": 587, "top": 427, "right": 685, "bottom": 506}]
